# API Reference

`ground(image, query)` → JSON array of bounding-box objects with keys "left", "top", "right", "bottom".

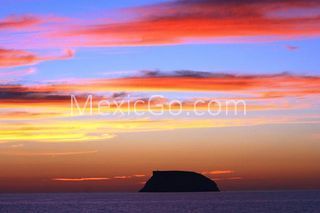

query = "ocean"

[{"left": 0, "top": 190, "right": 319, "bottom": 213}]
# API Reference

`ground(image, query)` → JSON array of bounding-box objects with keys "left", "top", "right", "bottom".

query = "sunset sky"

[{"left": 0, "top": 0, "right": 320, "bottom": 192}]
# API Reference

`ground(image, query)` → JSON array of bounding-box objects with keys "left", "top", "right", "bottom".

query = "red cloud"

[
  {"left": 64, "top": 0, "right": 320, "bottom": 46},
  {"left": 2, "top": 72, "right": 319, "bottom": 98},
  {"left": 3, "top": 1, "right": 320, "bottom": 48}
]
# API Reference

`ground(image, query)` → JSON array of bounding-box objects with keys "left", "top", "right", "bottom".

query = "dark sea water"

[{"left": 0, "top": 190, "right": 319, "bottom": 213}]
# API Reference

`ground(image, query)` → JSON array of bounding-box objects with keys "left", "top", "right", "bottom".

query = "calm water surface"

[{"left": 0, "top": 190, "right": 319, "bottom": 213}]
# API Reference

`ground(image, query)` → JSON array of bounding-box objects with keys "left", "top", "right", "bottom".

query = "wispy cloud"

[
  {"left": 53, "top": 177, "right": 110, "bottom": 182},
  {"left": 132, "top": 174, "right": 146, "bottom": 178},
  {"left": 203, "top": 170, "right": 234, "bottom": 175},
  {"left": 0, "top": 48, "right": 74, "bottom": 68},
  {"left": 1, "top": 115, "right": 318, "bottom": 143},
  {"left": 113, "top": 176, "right": 130, "bottom": 179},
  {"left": 0, "top": 111, "right": 62, "bottom": 120},
  {"left": 0, "top": 67, "right": 36, "bottom": 83},
  {"left": 53, "top": 174, "right": 146, "bottom": 182},
  {"left": 214, "top": 176, "right": 243, "bottom": 181},
  {"left": 0, "top": 67, "right": 37, "bottom": 84},
  {"left": 286, "top": 45, "right": 299, "bottom": 51},
  {"left": 0, "top": 150, "right": 98, "bottom": 156},
  {"left": 0, "top": 15, "right": 41, "bottom": 30},
  {"left": 0, "top": 67, "right": 36, "bottom": 78}
]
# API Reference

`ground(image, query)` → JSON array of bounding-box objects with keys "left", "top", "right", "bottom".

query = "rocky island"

[{"left": 139, "top": 171, "right": 220, "bottom": 192}]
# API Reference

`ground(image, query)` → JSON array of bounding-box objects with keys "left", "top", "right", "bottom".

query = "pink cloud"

[
  {"left": 0, "top": 15, "right": 41, "bottom": 30},
  {"left": 0, "top": 67, "right": 36, "bottom": 78},
  {"left": 0, "top": 48, "right": 75, "bottom": 68}
]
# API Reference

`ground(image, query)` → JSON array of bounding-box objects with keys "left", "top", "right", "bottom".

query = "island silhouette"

[{"left": 139, "top": 171, "right": 220, "bottom": 192}]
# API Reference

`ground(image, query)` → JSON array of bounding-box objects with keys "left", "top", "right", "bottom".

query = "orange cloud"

[
  {"left": 52, "top": 173, "right": 147, "bottom": 182},
  {"left": 0, "top": 111, "right": 63, "bottom": 120},
  {"left": 132, "top": 174, "right": 146, "bottom": 178},
  {"left": 0, "top": 84, "right": 305, "bottom": 118},
  {"left": 0, "top": 48, "right": 74, "bottom": 68},
  {"left": 113, "top": 176, "right": 130, "bottom": 179},
  {"left": 45, "top": 72, "right": 320, "bottom": 98},
  {"left": 53, "top": 177, "right": 110, "bottom": 182},
  {"left": 0, "top": 72, "right": 318, "bottom": 118},
  {"left": 1, "top": 115, "right": 317, "bottom": 144},
  {"left": 214, "top": 177, "right": 243, "bottom": 181},
  {"left": 0, "top": 72, "right": 318, "bottom": 143},
  {"left": 203, "top": 170, "right": 234, "bottom": 175}
]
